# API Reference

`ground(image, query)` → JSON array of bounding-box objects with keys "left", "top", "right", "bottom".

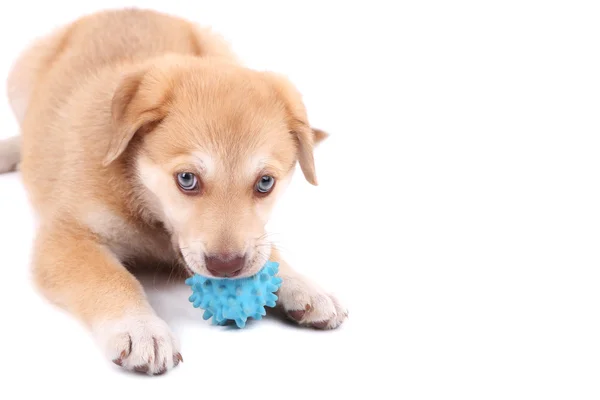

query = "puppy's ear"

[
  {"left": 265, "top": 73, "right": 328, "bottom": 186},
  {"left": 288, "top": 121, "right": 330, "bottom": 185},
  {"left": 103, "top": 68, "right": 171, "bottom": 166},
  {"left": 312, "top": 128, "right": 329, "bottom": 147}
]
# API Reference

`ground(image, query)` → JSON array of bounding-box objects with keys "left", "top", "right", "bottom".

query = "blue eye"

[
  {"left": 176, "top": 172, "right": 199, "bottom": 192},
  {"left": 255, "top": 175, "right": 275, "bottom": 194}
]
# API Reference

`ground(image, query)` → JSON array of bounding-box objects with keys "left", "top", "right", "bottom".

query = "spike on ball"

[{"left": 185, "top": 261, "right": 282, "bottom": 328}]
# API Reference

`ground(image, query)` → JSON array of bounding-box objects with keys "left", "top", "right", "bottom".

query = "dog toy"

[{"left": 185, "top": 261, "right": 283, "bottom": 328}]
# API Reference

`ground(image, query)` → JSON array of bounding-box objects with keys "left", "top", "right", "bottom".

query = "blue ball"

[{"left": 185, "top": 261, "right": 283, "bottom": 328}]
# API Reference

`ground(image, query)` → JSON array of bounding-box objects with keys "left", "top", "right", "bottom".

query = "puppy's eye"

[
  {"left": 255, "top": 175, "right": 275, "bottom": 195},
  {"left": 176, "top": 172, "right": 199, "bottom": 192}
]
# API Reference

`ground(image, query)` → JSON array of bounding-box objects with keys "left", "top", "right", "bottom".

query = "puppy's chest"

[{"left": 84, "top": 209, "right": 177, "bottom": 265}]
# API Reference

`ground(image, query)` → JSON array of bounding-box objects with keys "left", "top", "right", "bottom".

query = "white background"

[{"left": 0, "top": 1, "right": 598, "bottom": 399}]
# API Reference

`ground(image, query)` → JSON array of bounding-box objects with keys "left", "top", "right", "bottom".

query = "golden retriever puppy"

[{"left": 1, "top": 8, "right": 347, "bottom": 375}]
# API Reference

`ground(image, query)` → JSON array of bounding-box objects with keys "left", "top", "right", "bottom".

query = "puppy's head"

[{"left": 104, "top": 57, "right": 327, "bottom": 278}]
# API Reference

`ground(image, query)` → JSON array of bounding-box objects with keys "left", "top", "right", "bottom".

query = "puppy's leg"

[
  {"left": 33, "top": 222, "right": 181, "bottom": 375},
  {"left": 271, "top": 248, "right": 348, "bottom": 329}
]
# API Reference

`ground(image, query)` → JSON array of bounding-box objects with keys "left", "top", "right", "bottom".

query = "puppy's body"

[
  {"left": 3, "top": 9, "right": 346, "bottom": 374},
  {"left": 15, "top": 11, "right": 207, "bottom": 264}
]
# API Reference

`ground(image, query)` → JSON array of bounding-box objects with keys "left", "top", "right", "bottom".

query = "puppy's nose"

[{"left": 205, "top": 254, "right": 246, "bottom": 277}]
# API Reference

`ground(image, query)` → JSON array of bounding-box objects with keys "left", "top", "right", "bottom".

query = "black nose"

[{"left": 205, "top": 254, "right": 246, "bottom": 277}]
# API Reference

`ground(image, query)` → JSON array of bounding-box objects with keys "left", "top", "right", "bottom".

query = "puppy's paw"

[
  {"left": 93, "top": 314, "right": 182, "bottom": 375},
  {"left": 278, "top": 276, "right": 348, "bottom": 330}
]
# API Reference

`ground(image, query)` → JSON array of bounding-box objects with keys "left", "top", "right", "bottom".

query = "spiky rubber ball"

[{"left": 185, "top": 261, "right": 283, "bottom": 328}]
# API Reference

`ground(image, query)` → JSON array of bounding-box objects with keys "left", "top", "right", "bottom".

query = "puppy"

[{"left": 1, "top": 8, "right": 347, "bottom": 375}]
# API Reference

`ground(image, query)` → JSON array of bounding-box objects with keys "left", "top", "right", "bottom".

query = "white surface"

[{"left": 0, "top": 1, "right": 599, "bottom": 399}]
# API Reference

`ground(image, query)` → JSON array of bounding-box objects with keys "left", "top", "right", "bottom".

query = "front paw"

[
  {"left": 93, "top": 314, "right": 182, "bottom": 375},
  {"left": 278, "top": 276, "right": 348, "bottom": 330}
]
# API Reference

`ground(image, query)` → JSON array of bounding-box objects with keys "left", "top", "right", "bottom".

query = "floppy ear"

[
  {"left": 102, "top": 68, "right": 171, "bottom": 166},
  {"left": 288, "top": 120, "right": 329, "bottom": 185},
  {"left": 312, "top": 128, "right": 329, "bottom": 147},
  {"left": 265, "top": 73, "right": 328, "bottom": 185}
]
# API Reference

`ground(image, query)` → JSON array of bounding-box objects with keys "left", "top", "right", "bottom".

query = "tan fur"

[{"left": 5, "top": 8, "right": 346, "bottom": 375}]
